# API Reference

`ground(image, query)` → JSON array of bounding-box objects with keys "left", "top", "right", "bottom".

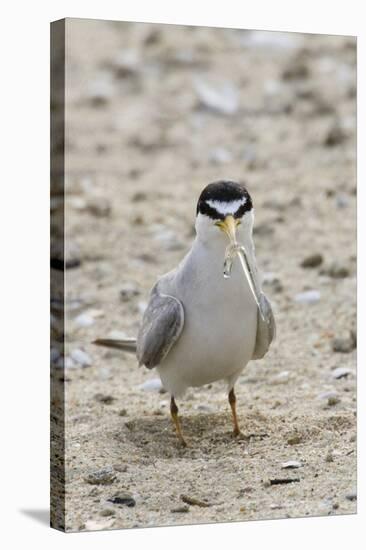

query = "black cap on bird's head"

[
  {"left": 195, "top": 180, "right": 254, "bottom": 245},
  {"left": 196, "top": 180, "right": 253, "bottom": 221}
]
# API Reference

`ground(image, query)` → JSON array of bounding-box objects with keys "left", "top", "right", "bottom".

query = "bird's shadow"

[
  {"left": 117, "top": 412, "right": 251, "bottom": 459},
  {"left": 19, "top": 508, "right": 50, "bottom": 527}
]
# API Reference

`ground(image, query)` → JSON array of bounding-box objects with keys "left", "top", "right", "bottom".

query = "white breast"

[{"left": 156, "top": 237, "right": 258, "bottom": 397}]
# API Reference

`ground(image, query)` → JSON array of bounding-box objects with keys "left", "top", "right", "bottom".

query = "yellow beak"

[{"left": 216, "top": 215, "right": 238, "bottom": 244}]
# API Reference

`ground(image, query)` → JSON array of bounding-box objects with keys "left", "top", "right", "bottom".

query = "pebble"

[
  {"left": 86, "top": 76, "right": 114, "bottom": 106},
  {"left": 70, "top": 349, "right": 92, "bottom": 367},
  {"left": 131, "top": 191, "right": 147, "bottom": 202},
  {"left": 335, "top": 193, "right": 349, "bottom": 209},
  {"left": 171, "top": 505, "right": 189, "bottom": 513},
  {"left": 324, "top": 123, "right": 347, "bottom": 146},
  {"left": 194, "top": 78, "right": 239, "bottom": 115},
  {"left": 281, "top": 460, "right": 303, "bottom": 469},
  {"left": 108, "top": 492, "right": 136, "bottom": 507},
  {"left": 282, "top": 60, "right": 309, "bottom": 81},
  {"left": 262, "top": 272, "right": 283, "bottom": 293},
  {"left": 113, "top": 463, "right": 128, "bottom": 473},
  {"left": 345, "top": 490, "right": 357, "bottom": 502},
  {"left": 320, "top": 262, "right": 350, "bottom": 279},
  {"left": 111, "top": 50, "right": 140, "bottom": 78},
  {"left": 84, "top": 466, "right": 117, "bottom": 485},
  {"left": 138, "top": 378, "right": 163, "bottom": 392},
  {"left": 327, "top": 396, "right": 341, "bottom": 406},
  {"left": 87, "top": 197, "right": 111, "bottom": 218},
  {"left": 100, "top": 507, "right": 115, "bottom": 517},
  {"left": 332, "top": 367, "right": 353, "bottom": 379},
  {"left": 120, "top": 283, "right": 140, "bottom": 302},
  {"left": 272, "top": 371, "right": 290, "bottom": 384},
  {"left": 317, "top": 390, "right": 339, "bottom": 401},
  {"left": 287, "top": 435, "right": 302, "bottom": 445},
  {"left": 332, "top": 333, "right": 356, "bottom": 353},
  {"left": 84, "top": 519, "right": 114, "bottom": 531},
  {"left": 294, "top": 290, "right": 321, "bottom": 304},
  {"left": 94, "top": 393, "right": 115, "bottom": 404},
  {"left": 74, "top": 312, "right": 95, "bottom": 327},
  {"left": 138, "top": 301, "right": 148, "bottom": 314},
  {"left": 325, "top": 451, "right": 334, "bottom": 463},
  {"left": 151, "top": 227, "right": 184, "bottom": 251},
  {"left": 64, "top": 356, "right": 75, "bottom": 369},
  {"left": 240, "top": 30, "right": 302, "bottom": 51},
  {"left": 209, "top": 147, "right": 233, "bottom": 164},
  {"left": 300, "top": 253, "right": 323, "bottom": 268},
  {"left": 253, "top": 223, "right": 274, "bottom": 237}
]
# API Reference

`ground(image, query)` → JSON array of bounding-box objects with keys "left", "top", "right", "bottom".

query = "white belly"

[{"left": 156, "top": 242, "right": 257, "bottom": 397}]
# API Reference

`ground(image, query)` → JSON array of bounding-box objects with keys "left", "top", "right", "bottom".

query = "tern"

[{"left": 94, "top": 180, "right": 275, "bottom": 446}]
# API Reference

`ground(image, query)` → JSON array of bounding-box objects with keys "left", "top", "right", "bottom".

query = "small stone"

[
  {"left": 272, "top": 371, "right": 290, "bottom": 384},
  {"left": 111, "top": 50, "right": 140, "bottom": 78},
  {"left": 138, "top": 378, "right": 163, "bottom": 392},
  {"left": 325, "top": 451, "right": 334, "bottom": 463},
  {"left": 85, "top": 466, "right": 117, "bottom": 485},
  {"left": 282, "top": 61, "right": 309, "bottom": 81},
  {"left": 86, "top": 77, "right": 114, "bottom": 106},
  {"left": 300, "top": 253, "right": 323, "bottom": 268},
  {"left": 345, "top": 490, "right": 357, "bottom": 502},
  {"left": 171, "top": 505, "right": 189, "bottom": 513},
  {"left": 294, "top": 290, "right": 321, "bottom": 304},
  {"left": 100, "top": 507, "right": 115, "bottom": 517},
  {"left": 332, "top": 334, "right": 356, "bottom": 353},
  {"left": 287, "top": 435, "right": 302, "bottom": 445},
  {"left": 262, "top": 273, "right": 283, "bottom": 293},
  {"left": 108, "top": 492, "right": 136, "bottom": 507},
  {"left": 119, "top": 283, "right": 140, "bottom": 302},
  {"left": 332, "top": 367, "right": 353, "bottom": 379},
  {"left": 194, "top": 78, "right": 239, "bottom": 116},
  {"left": 321, "top": 262, "right": 350, "bottom": 279},
  {"left": 70, "top": 349, "right": 92, "bottom": 367},
  {"left": 87, "top": 197, "right": 111, "bottom": 217},
  {"left": 118, "top": 408, "right": 127, "bottom": 417},
  {"left": 335, "top": 194, "right": 349, "bottom": 209},
  {"left": 328, "top": 396, "right": 340, "bottom": 406},
  {"left": 113, "top": 463, "right": 128, "bottom": 473},
  {"left": 332, "top": 502, "right": 339, "bottom": 510},
  {"left": 209, "top": 147, "right": 233, "bottom": 164},
  {"left": 84, "top": 519, "right": 114, "bottom": 531},
  {"left": 138, "top": 301, "right": 148, "bottom": 314},
  {"left": 253, "top": 223, "right": 274, "bottom": 237},
  {"left": 131, "top": 191, "right": 147, "bottom": 202},
  {"left": 74, "top": 312, "right": 95, "bottom": 327},
  {"left": 281, "top": 460, "right": 303, "bottom": 469},
  {"left": 324, "top": 123, "right": 347, "bottom": 147},
  {"left": 64, "top": 356, "right": 75, "bottom": 369},
  {"left": 318, "top": 390, "right": 339, "bottom": 401},
  {"left": 94, "top": 393, "right": 115, "bottom": 404}
]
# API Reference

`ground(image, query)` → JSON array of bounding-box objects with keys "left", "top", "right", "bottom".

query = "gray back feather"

[
  {"left": 252, "top": 292, "right": 276, "bottom": 360},
  {"left": 136, "top": 289, "right": 184, "bottom": 369}
]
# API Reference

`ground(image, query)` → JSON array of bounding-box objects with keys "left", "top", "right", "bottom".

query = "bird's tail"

[{"left": 93, "top": 338, "right": 137, "bottom": 353}]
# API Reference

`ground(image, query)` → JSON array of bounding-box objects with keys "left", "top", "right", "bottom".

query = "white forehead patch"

[{"left": 206, "top": 197, "right": 247, "bottom": 216}]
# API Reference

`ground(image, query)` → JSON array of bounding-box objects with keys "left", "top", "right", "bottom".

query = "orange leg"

[
  {"left": 228, "top": 388, "right": 241, "bottom": 437},
  {"left": 170, "top": 396, "right": 187, "bottom": 447}
]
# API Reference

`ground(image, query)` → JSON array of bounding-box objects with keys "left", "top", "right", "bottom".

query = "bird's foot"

[
  {"left": 232, "top": 429, "right": 249, "bottom": 441},
  {"left": 178, "top": 437, "right": 188, "bottom": 448}
]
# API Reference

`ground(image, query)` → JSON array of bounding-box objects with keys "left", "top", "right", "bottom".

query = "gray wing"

[
  {"left": 252, "top": 292, "right": 276, "bottom": 360},
  {"left": 136, "top": 288, "right": 184, "bottom": 369}
]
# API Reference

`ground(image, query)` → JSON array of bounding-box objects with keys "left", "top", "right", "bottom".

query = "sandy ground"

[{"left": 54, "top": 19, "right": 356, "bottom": 531}]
